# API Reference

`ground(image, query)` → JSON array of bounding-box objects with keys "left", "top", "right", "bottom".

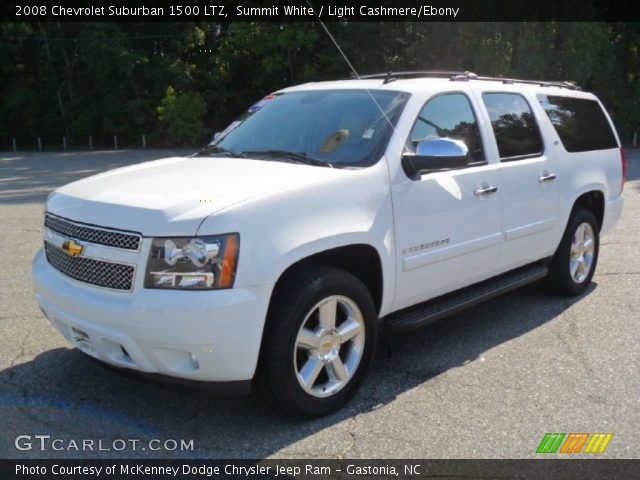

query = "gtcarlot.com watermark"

[{"left": 15, "top": 434, "right": 194, "bottom": 452}]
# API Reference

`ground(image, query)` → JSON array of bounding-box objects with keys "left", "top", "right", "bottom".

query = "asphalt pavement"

[{"left": 0, "top": 148, "right": 638, "bottom": 459}]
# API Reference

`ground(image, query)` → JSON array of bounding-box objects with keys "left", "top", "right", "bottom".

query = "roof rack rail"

[
  {"left": 355, "top": 70, "right": 478, "bottom": 84},
  {"left": 473, "top": 76, "right": 580, "bottom": 90},
  {"left": 352, "top": 71, "right": 580, "bottom": 90}
]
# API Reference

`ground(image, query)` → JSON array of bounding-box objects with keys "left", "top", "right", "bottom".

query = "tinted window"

[
  {"left": 537, "top": 95, "right": 617, "bottom": 152},
  {"left": 482, "top": 93, "right": 543, "bottom": 160},
  {"left": 408, "top": 93, "right": 485, "bottom": 163}
]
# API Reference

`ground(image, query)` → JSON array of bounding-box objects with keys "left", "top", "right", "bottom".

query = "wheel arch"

[
  {"left": 571, "top": 189, "right": 605, "bottom": 231},
  {"left": 269, "top": 243, "right": 385, "bottom": 316}
]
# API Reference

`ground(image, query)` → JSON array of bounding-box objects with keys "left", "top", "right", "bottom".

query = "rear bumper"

[
  {"left": 32, "top": 249, "right": 273, "bottom": 382},
  {"left": 601, "top": 193, "right": 624, "bottom": 235}
]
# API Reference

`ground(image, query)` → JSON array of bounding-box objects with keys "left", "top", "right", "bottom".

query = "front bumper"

[{"left": 32, "top": 249, "right": 273, "bottom": 382}]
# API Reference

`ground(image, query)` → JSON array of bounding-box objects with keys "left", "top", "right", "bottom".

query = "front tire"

[
  {"left": 545, "top": 208, "right": 599, "bottom": 295},
  {"left": 258, "top": 266, "right": 378, "bottom": 417}
]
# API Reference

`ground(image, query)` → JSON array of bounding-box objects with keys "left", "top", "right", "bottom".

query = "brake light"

[{"left": 620, "top": 147, "right": 627, "bottom": 193}]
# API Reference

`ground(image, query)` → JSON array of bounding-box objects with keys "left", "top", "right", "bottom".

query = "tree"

[
  {"left": 157, "top": 86, "right": 206, "bottom": 146},
  {"left": 1, "top": 21, "right": 638, "bottom": 148}
]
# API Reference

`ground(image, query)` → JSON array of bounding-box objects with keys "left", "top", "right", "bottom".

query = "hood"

[{"left": 46, "top": 156, "right": 344, "bottom": 236}]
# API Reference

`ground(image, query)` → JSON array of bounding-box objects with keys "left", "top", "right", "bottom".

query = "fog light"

[
  {"left": 151, "top": 273, "right": 174, "bottom": 287},
  {"left": 149, "top": 272, "right": 214, "bottom": 289},
  {"left": 190, "top": 353, "right": 200, "bottom": 369},
  {"left": 178, "top": 273, "right": 214, "bottom": 288}
]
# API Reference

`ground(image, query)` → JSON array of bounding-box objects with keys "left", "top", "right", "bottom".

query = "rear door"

[{"left": 477, "top": 91, "right": 560, "bottom": 269}]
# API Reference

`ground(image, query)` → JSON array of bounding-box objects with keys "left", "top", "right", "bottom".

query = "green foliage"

[
  {"left": 157, "top": 86, "right": 206, "bottom": 146},
  {"left": 0, "top": 21, "right": 638, "bottom": 147}
]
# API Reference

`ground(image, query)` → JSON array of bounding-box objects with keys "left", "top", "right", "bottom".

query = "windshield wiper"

[
  {"left": 242, "top": 150, "right": 334, "bottom": 168},
  {"left": 195, "top": 145, "right": 247, "bottom": 158}
]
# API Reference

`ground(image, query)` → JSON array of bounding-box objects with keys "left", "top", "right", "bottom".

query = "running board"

[{"left": 384, "top": 262, "right": 549, "bottom": 332}]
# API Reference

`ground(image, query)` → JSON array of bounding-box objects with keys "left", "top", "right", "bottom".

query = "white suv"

[{"left": 32, "top": 72, "right": 626, "bottom": 416}]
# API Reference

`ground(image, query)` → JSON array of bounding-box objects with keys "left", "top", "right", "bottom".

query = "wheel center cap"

[{"left": 317, "top": 331, "right": 340, "bottom": 358}]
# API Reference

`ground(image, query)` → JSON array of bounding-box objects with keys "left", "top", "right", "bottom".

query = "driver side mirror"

[{"left": 402, "top": 137, "right": 470, "bottom": 180}]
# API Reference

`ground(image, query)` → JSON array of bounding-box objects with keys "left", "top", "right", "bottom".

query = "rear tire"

[
  {"left": 545, "top": 208, "right": 599, "bottom": 295},
  {"left": 258, "top": 266, "right": 378, "bottom": 417}
]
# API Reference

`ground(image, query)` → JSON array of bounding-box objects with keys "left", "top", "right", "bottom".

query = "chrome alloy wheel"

[
  {"left": 294, "top": 295, "right": 366, "bottom": 398},
  {"left": 570, "top": 222, "right": 596, "bottom": 283}
]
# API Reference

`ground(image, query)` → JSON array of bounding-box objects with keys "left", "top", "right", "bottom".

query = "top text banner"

[{"left": 3, "top": 0, "right": 636, "bottom": 22}]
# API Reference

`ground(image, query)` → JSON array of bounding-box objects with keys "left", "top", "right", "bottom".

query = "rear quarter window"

[
  {"left": 537, "top": 95, "right": 618, "bottom": 152},
  {"left": 482, "top": 92, "right": 543, "bottom": 160}
]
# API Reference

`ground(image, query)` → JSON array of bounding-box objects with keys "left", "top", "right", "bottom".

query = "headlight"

[{"left": 144, "top": 233, "right": 239, "bottom": 290}]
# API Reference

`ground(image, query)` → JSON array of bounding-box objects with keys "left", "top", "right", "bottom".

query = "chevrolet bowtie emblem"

[{"left": 62, "top": 239, "right": 84, "bottom": 257}]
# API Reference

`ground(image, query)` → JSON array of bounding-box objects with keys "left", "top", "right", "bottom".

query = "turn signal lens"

[{"left": 218, "top": 233, "right": 239, "bottom": 288}]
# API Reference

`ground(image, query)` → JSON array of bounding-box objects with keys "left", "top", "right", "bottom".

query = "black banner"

[
  {"left": 2, "top": 0, "right": 638, "bottom": 22},
  {"left": 1, "top": 459, "right": 639, "bottom": 480}
]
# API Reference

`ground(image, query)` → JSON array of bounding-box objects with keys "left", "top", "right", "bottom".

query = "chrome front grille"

[
  {"left": 45, "top": 213, "right": 141, "bottom": 250},
  {"left": 44, "top": 242, "right": 135, "bottom": 291}
]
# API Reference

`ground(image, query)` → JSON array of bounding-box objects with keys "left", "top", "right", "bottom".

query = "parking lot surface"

[{"left": 1, "top": 149, "right": 638, "bottom": 459}]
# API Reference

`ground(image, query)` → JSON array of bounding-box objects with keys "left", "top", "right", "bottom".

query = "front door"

[{"left": 391, "top": 91, "right": 503, "bottom": 311}]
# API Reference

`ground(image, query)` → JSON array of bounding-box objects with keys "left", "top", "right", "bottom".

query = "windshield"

[{"left": 204, "top": 89, "right": 410, "bottom": 167}]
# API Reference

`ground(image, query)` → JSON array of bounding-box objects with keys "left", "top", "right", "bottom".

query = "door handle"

[
  {"left": 474, "top": 183, "right": 498, "bottom": 197},
  {"left": 538, "top": 171, "right": 557, "bottom": 183}
]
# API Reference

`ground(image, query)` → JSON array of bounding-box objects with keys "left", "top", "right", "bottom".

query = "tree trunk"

[{"left": 38, "top": 22, "right": 71, "bottom": 140}]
